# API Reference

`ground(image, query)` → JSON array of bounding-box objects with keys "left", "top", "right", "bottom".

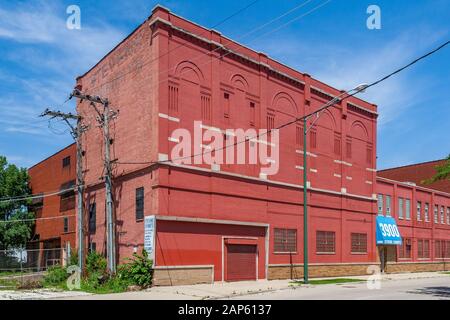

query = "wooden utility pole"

[
  {"left": 71, "top": 89, "right": 118, "bottom": 274},
  {"left": 40, "top": 109, "right": 87, "bottom": 272}
]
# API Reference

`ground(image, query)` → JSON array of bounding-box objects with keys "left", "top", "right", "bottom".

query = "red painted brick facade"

[{"left": 28, "top": 6, "right": 450, "bottom": 282}]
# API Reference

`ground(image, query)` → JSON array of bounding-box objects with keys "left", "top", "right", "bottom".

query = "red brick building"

[
  {"left": 29, "top": 6, "right": 450, "bottom": 284},
  {"left": 28, "top": 143, "right": 77, "bottom": 269},
  {"left": 378, "top": 159, "right": 450, "bottom": 193}
]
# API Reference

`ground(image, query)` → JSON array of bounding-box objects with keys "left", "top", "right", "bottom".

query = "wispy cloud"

[{"left": 253, "top": 28, "right": 448, "bottom": 128}]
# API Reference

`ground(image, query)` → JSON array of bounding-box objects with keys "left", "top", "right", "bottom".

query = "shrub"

[
  {"left": 86, "top": 251, "right": 107, "bottom": 275},
  {"left": 69, "top": 249, "right": 78, "bottom": 267},
  {"left": 118, "top": 249, "right": 153, "bottom": 288},
  {"left": 43, "top": 265, "right": 68, "bottom": 288}
]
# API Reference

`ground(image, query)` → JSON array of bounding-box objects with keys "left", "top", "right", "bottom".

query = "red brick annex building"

[{"left": 28, "top": 6, "right": 450, "bottom": 284}]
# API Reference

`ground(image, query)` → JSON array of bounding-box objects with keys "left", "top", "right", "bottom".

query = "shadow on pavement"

[{"left": 408, "top": 286, "right": 450, "bottom": 299}]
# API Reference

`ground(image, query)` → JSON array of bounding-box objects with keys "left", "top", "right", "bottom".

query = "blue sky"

[{"left": 0, "top": 0, "right": 449, "bottom": 170}]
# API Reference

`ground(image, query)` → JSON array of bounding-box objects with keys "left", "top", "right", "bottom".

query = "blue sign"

[
  {"left": 376, "top": 216, "right": 402, "bottom": 245},
  {"left": 144, "top": 215, "right": 156, "bottom": 259}
]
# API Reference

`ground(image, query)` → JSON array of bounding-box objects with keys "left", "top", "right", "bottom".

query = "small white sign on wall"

[{"left": 144, "top": 215, "right": 156, "bottom": 260}]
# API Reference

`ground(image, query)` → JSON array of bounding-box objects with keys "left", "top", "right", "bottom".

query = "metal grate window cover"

[
  {"left": 351, "top": 233, "right": 367, "bottom": 253},
  {"left": 316, "top": 231, "right": 335, "bottom": 254},
  {"left": 274, "top": 228, "right": 297, "bottom": 253}
]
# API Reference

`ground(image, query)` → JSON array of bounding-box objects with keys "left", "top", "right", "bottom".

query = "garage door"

[{"left": 226, "top": 244, "right": 257, "bottom": 281}]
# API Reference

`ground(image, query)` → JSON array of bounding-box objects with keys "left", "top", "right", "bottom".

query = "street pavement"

[{"left": 1, "top": 271, "right": 449, "bottom": 300}]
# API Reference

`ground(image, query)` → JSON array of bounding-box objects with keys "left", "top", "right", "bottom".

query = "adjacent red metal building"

[{"left": 28, "top": 6, "right": 450, "bottom": 284}]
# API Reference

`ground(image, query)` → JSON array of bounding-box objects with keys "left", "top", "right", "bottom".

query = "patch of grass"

[
  {"left": 290, "top": 278, "right": 364, "bottom": 286},
  {"left": 0, "top": 278, "right": 20, "bottom": 290},
  {"left": 441, "top": 272, "right": 450, "bottom": 275}
]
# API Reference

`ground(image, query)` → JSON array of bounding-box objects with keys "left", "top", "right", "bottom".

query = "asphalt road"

[{"left": 228, "top": 276, "right": 450, "bottom": 300}]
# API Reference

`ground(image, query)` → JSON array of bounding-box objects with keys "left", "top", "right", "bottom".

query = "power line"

[
  {"left": 116, "top": 39, "right": 450, "bottom": 166},
  {"left": 0, "top": 187, "right": 78, "bottom": 203},
  {"left": 0, "top": 214, "right": 76, "bottom": 224}
]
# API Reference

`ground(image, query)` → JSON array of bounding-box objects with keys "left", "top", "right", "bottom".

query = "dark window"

[
  {"left": 399, "top": 238, "right": 412, "bottom": 259},
  {"left": 274, "top": 228, "right": 297, "bottom": 253},
  {"left": 89, "top": 203, "right": 96, "bottom": 234},
  {"left": 351, "top": 233, "right": 367, "bottom": 253},
  {"left": 316, "top": 231, "right": 335, "bottom": 254},
  {"left": 136, "top": 187, "right": 144, "bottom": 221},
  {"left": 63, "top": 217, "right": 69, "bottom": 233},
  {"left": 89, "top": 242, "right": 96, "bottom": 253},
  {"left": 62, "top": 156, "right": 71, "bottom": 168}
]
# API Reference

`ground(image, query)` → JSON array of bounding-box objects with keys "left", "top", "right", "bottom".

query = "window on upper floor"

[
  {"left": 334, "top": 134, "right": 341, "bottom": 156},
  {"left": 296, "top": 124, "right": 303, "bottom": 148},
  {"left": 201, "top": 94, "right": 211, "bottom": 122},
  {"left": 62, "top": 156, "right": 71, "bottom": 169},
  {"left": 424, "top": 203, "right": 429, "bottom": 222},
  {"left": 63, "top": 217, "right": 69, "bottom": 233},
  {"left": 135, "top": 187, "right": 144, "bottom": 221},
  {"left": 249, "top": 101, "right": 256, "bottom": 127},
  {"left": 310, "top": 130, "right": 317, "bottom": 149},
  {"left": 398, "top": 198, "right": 404, "bottom": 219},
  {"left": 223, "top": 92, "right": 230, "bottom": 119},
  {"left": 447, "top": 207, "right": 450, "bottom": 225},
  {"left": 168, "top": 84, "right": 179, "bottom": 112},
  {"left": 346, "top": 139, "right": 352, "bottom": 159},
  {"left": 366, "top": 145, "right": 373, "bottom": 165},
  {"left": 386, "top": 195, "right": 391, "bottom": 217},
  {"left": 405, "top": 199, "right": 411, "bottom": 220},
  {"left": 434, "top": 205, "right": 439, "bottom": 223},
  {"left": 266, "top": 112, "right": 275, "bottom": 134},
  {"left": 377, "top": 194, "right": 383, "bottom": 215},
  {"left": 417, "top": 201, "right": 422, "bottom": 221},
  {"left": 441, "top": 206, "right": 445, "bottom": 224}
]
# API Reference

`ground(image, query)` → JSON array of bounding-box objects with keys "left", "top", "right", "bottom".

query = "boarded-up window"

[
  {"left": 296, "top": 124, "right": 303, "bottom": 147},
  {"left": 223, "top": 92, "right": 230, "bottom": 118},
  {"left": 346, "top": 139, "right": 352, "bottom": 159},
  {"left": 169, "top": 84, "right": 179, "bottom": 112},
  {"left": 366, "top": 145, "right": 373, "bottom": 165},
  {"left": 249, "top": 101, "right": 256, "bottom": 127},
  {"left": 351, "top": 233, "right": 367, "bottom": 253},
  {"left": 135, "top": 187, "right": 144, "bottom": 221},
  {"left": 316, "top": 231, "right": 335, "bottom": 254},
  {"left": 310, "top": 130, "right": 317, "bottom": 149},
  {"left": 334, "top": 134, "right": 341, "bottom": 156},
  {"left": 274, "top": 228, "right": 297, "bottom": 253},
  {"left": 201, "top": 94, "right": 211, "bottom": 122},
  {"left": 266, "top": 112, "right": 275, "bottom": 133}
]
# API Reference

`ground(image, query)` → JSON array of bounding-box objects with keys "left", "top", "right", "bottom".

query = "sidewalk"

[{"left": 54, "top": 271, "right": 449, "bottom": 300}]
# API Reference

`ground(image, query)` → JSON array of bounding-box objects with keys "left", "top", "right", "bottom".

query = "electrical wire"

[
  {"left": 0, "top": 215, "right": 76, "bottom": 224},
  {"left": 0, "top": 187, "right": 79, "bottom": 203}
]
